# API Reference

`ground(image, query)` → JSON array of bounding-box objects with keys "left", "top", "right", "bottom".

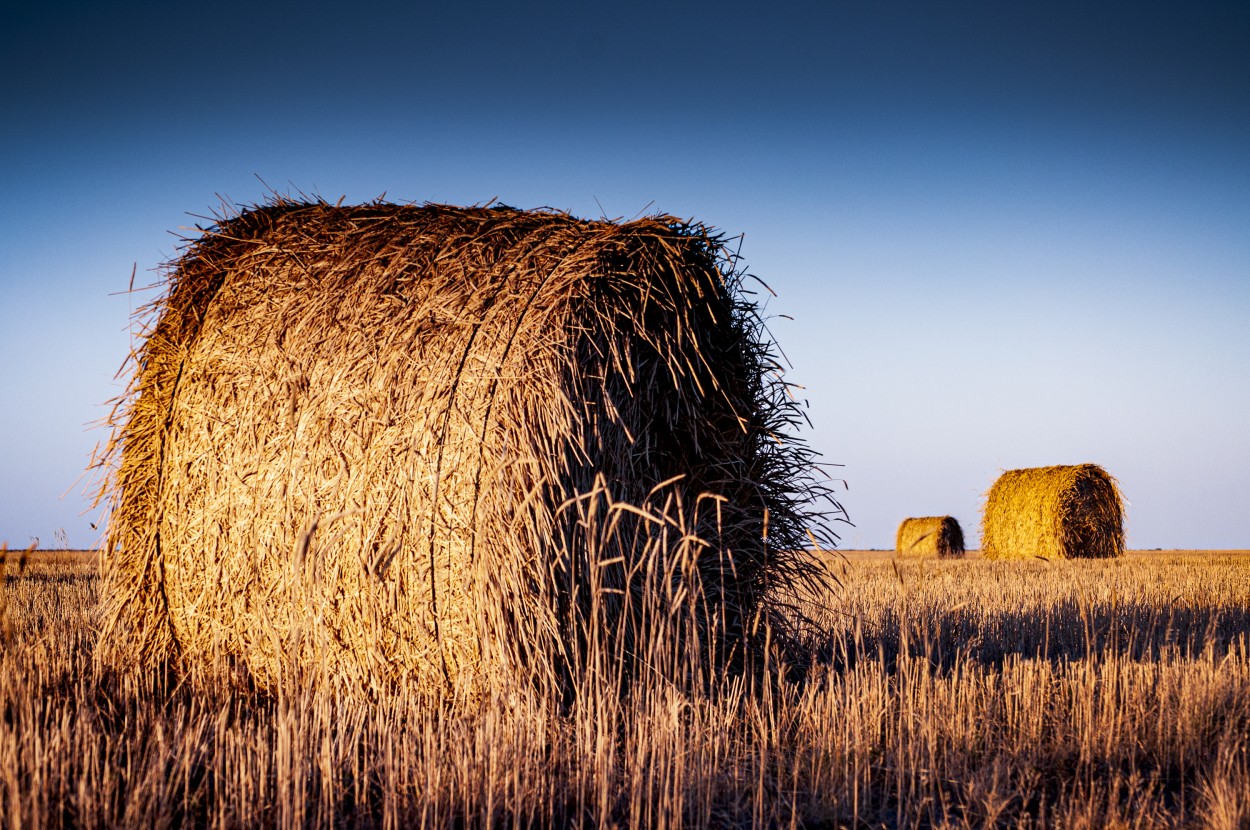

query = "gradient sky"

[{"left": 2, "top": 0, "right": 1247, "bottom": 550}]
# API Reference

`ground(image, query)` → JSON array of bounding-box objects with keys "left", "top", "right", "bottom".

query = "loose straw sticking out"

[
  {"left": 94, "top": 200, "right": 841, "bottom": 700},
  {"left": 980, "top": 463, "right": 1125, "bottom": 560},
  {"left": 895, "top": 516, "right": 965, "bottom": 558}
]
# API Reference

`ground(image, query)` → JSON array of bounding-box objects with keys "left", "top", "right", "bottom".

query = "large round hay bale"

[
  {"left": 895, "top": 516, "right": 964, "bottom": 557},
  {"left": 980, "top": 464, "right": 1124, "bottom": 560},
  {"left": 97, "top": 200, "right": 832, "bottom": 696}
]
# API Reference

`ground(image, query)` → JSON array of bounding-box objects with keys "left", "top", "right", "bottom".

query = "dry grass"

[{"left": 3, "top": 549, "right": 1248, "bottom": 828}]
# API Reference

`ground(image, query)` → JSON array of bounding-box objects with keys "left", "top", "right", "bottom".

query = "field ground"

[{"left": 2, "top": 549, "right": 1248, "bottom": 828}]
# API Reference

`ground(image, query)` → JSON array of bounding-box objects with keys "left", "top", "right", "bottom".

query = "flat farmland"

[{"left": 2, "top": 549, "right": 1247, "bottom": 828}]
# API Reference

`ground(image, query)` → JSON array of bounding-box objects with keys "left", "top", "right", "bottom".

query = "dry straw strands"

[
  {"left": 96, "top": 199, "right": 837, "bottom": 699},
  {"left": 895, "top": 516, "right": 965, "bottom": 557},
  {"left": 981, "top": 463, "right": 1124, "bottom": 560}
]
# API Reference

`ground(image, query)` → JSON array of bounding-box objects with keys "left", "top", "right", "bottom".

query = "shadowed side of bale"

[
  {"left": 980, "top": 464, "right": 1124, "bottom": 560},
  {"left": 95, "top": 200, "right": 836, "bottom": 699},
  {"left": 895, "top": 516, "right": 965, "bottom": 557}
]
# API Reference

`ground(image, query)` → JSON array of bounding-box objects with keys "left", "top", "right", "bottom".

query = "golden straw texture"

[
  {"left": 894, "top": 516, "right": 965, "bottom": 557},
  {"left": 980, "top": 464, "right": 1124, "bottom": 560},
  {"left": 95, "top": 200, "right": 838, "bottom": 698}
]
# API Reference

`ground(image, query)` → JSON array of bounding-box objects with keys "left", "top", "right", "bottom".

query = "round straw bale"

[
  {"left": 96, "top": 200, "right": 835, "bottom": 696},
  {"left": 895, "top": 516, "right": 965, "bottom": 557},
  {"left": 980, "top": 464, "right": 1124, "bottom": 560}
]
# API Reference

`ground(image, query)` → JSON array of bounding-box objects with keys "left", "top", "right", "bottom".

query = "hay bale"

[
  {"left": 895, "top": 516, "right": 964, "bottom": 557},
  {"left": 980, "top": 464, "right": 1124, "bottom": 560},
  {"left": 97, "top": 199, "right": 834, "bottom": 696}
]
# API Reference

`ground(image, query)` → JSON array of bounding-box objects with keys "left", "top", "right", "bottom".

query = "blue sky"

[{"left": 2, "top": 1, "right": 1247, "bottom": 549}]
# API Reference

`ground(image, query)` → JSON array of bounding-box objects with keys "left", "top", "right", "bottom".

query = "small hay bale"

[
  {"left": 980, "top": 464, "right": 1124, "bottom": 560},
  {"left": 895, "top": 516, "right": 965, "bottom": 557},
  {"left": 96, "top": 199, "right": 835, "bottom": 696}
]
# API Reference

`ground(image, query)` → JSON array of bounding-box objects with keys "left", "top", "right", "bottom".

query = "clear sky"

[{"left": 2, "top": 1, "right": 1247, "bottom": 550}]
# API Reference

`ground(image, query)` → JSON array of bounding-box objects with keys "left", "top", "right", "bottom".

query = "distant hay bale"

[
  {"left": 97, "top": 199, "right": 835, "bottom": 696},
  {"left": 895, "top": 516, "right": 964, "bottom": 557},
  {"left": 980, "top": 464, "right": 1124, "bottom": 560}
]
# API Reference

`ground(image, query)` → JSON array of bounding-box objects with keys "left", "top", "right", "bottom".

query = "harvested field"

[{"left": 2, "top": 549, "right": 1248, "bottom": 828}]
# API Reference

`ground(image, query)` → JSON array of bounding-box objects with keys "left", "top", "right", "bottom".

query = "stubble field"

[{"left": 1, "top": 548, "right": 1247, "bottom": 828}]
